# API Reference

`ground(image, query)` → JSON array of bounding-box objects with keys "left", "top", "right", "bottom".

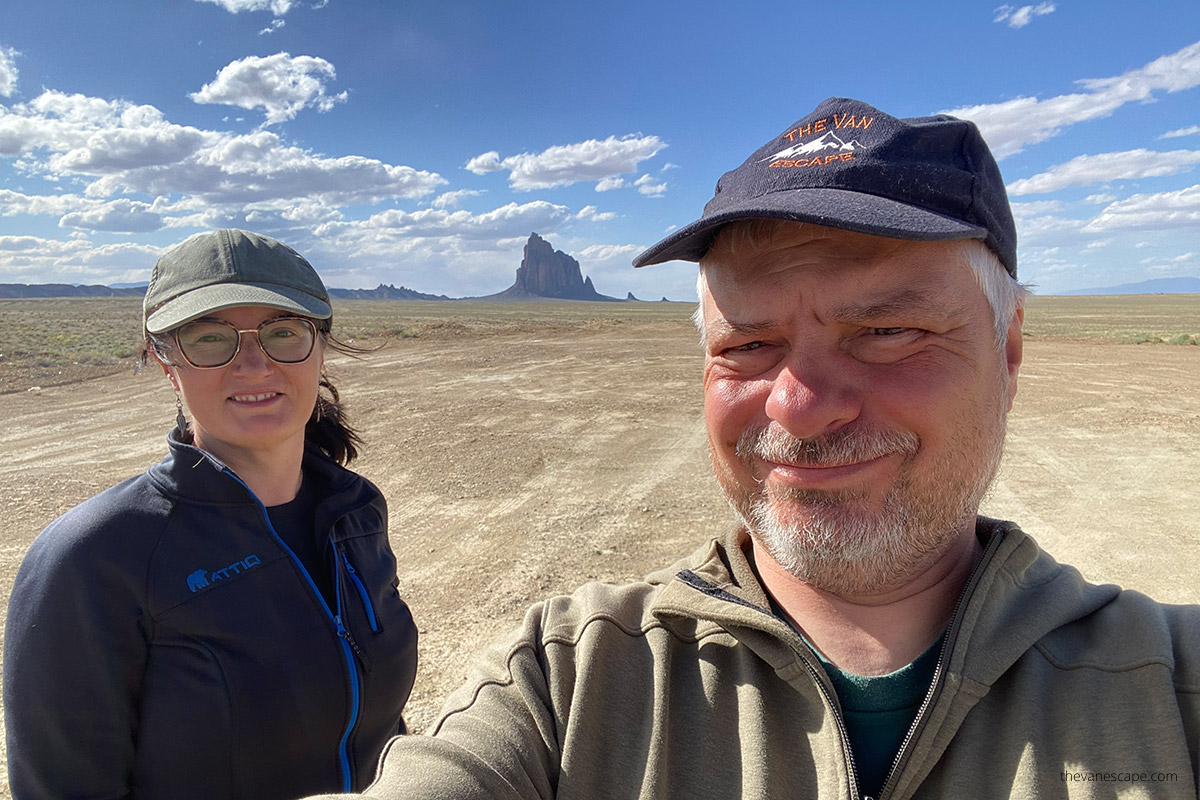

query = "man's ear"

[{"left": 1004, "top": 306, "right": 1024, "bottom": 410}]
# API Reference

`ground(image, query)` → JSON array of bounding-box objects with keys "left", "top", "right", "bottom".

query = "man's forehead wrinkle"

[
  {"left": 831, "top": 287, "right": 953, "bottom": 322},
  {"left": 711, "top": 316, "right": 778, "bottom": 337}
]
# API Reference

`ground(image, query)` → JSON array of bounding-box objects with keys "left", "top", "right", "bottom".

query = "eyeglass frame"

[{"left": 163, "top": 315, "right": 323, "bottom": 370}]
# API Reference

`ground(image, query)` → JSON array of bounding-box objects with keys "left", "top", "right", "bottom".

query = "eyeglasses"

[{"left": 172, "top": 317, "right": 319, "bottom": 369}]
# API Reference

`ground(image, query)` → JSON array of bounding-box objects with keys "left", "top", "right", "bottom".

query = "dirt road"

[{"left": 1, "top": 320, "right": 1197, "bottom": 790}]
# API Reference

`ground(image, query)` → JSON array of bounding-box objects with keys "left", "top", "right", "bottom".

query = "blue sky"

[{"left": 1, "top": 1, "right": 1198, "bottom": 299}]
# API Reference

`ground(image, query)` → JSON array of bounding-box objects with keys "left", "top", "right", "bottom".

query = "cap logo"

[{"left": 761, "top": 113, "right": 875, "bottom": 169}]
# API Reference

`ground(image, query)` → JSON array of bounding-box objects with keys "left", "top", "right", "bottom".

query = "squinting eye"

[
  {"left": 869, "top": 327, "right": 908, "bottom": 336},
  {"left": 734, "top": 341, "right": 765, "bottom": 351}
]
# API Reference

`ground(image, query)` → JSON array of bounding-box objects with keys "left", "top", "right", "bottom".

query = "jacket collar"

[
  {"left": 147, "top": 428, "right": 369, "bottom": 521},
  {"left": 652, "top": 517, "right": 1121, "bottom": 692}
]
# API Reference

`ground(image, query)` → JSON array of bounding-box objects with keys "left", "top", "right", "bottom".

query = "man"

[{"left": 312, "top": 98, "right": 1199, "bottom": 799}]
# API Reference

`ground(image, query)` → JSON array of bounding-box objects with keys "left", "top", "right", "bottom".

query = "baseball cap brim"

[
  {"left": 633, "top": 187, "right": 989, "bottom": 268},
  {"left": 145, "top": 282, "right": 332, "bottom": 334}
]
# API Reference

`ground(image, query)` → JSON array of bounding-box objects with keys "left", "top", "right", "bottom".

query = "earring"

[{"left": 174, "top": 392, "right": 188, "bottom": 438}]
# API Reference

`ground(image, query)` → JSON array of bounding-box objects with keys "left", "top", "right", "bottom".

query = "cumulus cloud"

[
  {"left": 1084, "top": 184, "right": 1200, "bottom": 232},
  {"left": 1161, "top": 125, "right": 1200, "bottom": 139},
  {"left": 595, "top": 176, "right": 626, "bottom": 192},
  {"left": 431, "top": 189, "right": 485, "bottom": 209},
  {"left": 0, "top": 46, "right": 18, "bottom": 98},
  {"left": 465, "top": 134, "right": 666, "bottom": 190},
  {"left": 59, "top": 199, "right": 164, "bottom": 233},
  {"left": 189, "top": 53, "right": 347, "bottom": 125},
  {"left": 195, "top": 0, "right": 294, "bottom": 13},
  {"left": 1006, "top": 149, "right": 1200, "bottom": 195},
  {"left": 634, "top": 174, "right": 666, "bottom": 197},
  {"left": 576, "top": 205, "right": 616, "bottom": 222},
  {"left": 355, "top": 200, "right": 572, "bottom": 239},
  {"left": 943, "top": 40, "right": 1200, "bottom": 158},
  {"left": 0, "top": 234, "right": 163, "bottom": 285},
  {"left": 993, "top": 3, "right": 1056, "bottom": 28},
  {"left": 579, "top": 243, "right": 640, "bottom": 261},
  {"left": 260, "top": 19, "right": 286, "bottom": 34},
  {"left": 0, "top": 89, "right": 445, "bottom": 219},
  {"left": 0, "top": 189, "right": 92, "bottom": 217}
]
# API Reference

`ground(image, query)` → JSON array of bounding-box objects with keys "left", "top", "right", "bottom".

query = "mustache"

[{"left": 736, "top": 424, "right": 920, "bottom": 468}]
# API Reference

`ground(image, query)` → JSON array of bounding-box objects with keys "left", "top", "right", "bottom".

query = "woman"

[{"left": 3, "top": 230, "right": 418, "bottom": 799}]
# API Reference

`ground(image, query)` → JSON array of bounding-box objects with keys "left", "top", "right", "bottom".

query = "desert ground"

[{"left": 0, "top": 295, "right": 1197, "bottom": 793}]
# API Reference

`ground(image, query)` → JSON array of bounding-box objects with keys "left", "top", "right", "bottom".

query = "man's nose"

[{"left": 763, "top": 356, "right": 862, "bottom": 441}]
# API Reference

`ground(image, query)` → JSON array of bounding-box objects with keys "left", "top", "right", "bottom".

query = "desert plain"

[{"left": 0, "top": 293, "right": 1197, "bottom": 793}]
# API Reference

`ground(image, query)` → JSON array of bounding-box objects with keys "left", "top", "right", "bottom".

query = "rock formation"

[{"left": 486, "top": 233, "right": 618, "bottom": 301}]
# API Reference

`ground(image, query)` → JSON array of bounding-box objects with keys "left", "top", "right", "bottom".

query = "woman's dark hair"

[{"left": 138, "top": 316, "right": 365, "bottom": 466}]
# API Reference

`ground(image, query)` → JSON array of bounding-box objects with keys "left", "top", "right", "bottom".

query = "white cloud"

[
  {"left": 189, "top": 52, "right": 347, "bottom": 125},
  {"left": 595, "top": 176, "right": 626, "bottom": 192},
  {"left": 0, "top": 89, "right": 445, "bottom": 218},
  {"left": 1161, "top": 125, "right": 1200, "bottom": 139},
  {"left": 351, "top": 200, "right": 572, "bottom": 240},
  {"left": 1085, "top": 192, "right": 1118, "bottom": 204},
  {"left": 1006, "top": 149, "right": 1200, "bottom": 195},
  {"left": 59, "top": 198, "right": 164, "bottom": 232},
  {"left": 993, "top": 3, "right": 1056, "bottom": 28},
  {"left": 465, "top": 134, "right": 666, "bottom": 190},
  {"left": 579, "top": 243, "right": 640, "bottom": 261},
  {"left": 634, "top": 173, "right": 667, "bottom": 197},
  {"left": 432, "top": 189, "right": 485, "bottom": 209},
  {"left": 0, "top": 189, "right": 90, "bottom": 217},
  {"left": 195, "top": 0, "right": 294, "bottom": 13},
  {"left": 576, "top": 205, "right": 616, "bottom": 222},
  {"left": 943, "top": 41, "right": 1200, "bottom": 158},
  {"left": 0, "top": 46, "right": 18, "bottom": 98},
  {"left": 1008, "top": 199, "right": 1094, "bottom": 246},
  {"left": 1084, "top": 184, "right": 1200, "bottom": 232},
  {"left": 0, "top": 234, "right": 162, "bottom": 285},
  {"left": 260, "top": 19, "right": 286, "bottom": 34}
]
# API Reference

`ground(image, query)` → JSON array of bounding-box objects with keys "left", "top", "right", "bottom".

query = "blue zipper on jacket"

[
  {"left": 341, "top": 551, "right": 380, "bottom": 632},
  {"left": 222, "top": 468, "right": 360, "bottom": 793}
]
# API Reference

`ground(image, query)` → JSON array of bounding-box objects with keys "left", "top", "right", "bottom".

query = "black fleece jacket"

[{"left": 4, "top": 432, "right": 418, "bottom": 799}]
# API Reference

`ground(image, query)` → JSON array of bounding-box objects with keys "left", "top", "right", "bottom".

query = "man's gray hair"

[{"left": 693, "top": 222, "right": 1029, "bottom": 348}]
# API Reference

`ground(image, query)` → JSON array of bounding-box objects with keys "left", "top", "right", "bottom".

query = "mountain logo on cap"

[{"left": 762, "top": 131, "right": 863, "bottom": 163}]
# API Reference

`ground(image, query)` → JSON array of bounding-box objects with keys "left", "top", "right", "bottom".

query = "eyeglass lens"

[{"left": 176, "top": 318, "right": 316, "bottom": 367}]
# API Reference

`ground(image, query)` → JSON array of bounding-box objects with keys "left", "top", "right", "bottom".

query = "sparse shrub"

[
  {"left": 1123, "top": 333, "right": 1161, "bottom": 344},
  {"left": 1168, "top": 334, "right": 1193, "bottom": 346}
]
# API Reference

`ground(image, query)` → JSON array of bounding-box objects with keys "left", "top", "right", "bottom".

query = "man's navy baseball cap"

[{"left": 633, "top": 97, "right": 1017, "bottom": 277}]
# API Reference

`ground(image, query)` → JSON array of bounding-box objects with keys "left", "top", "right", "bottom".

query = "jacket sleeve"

[
  {"left": 3, "top": 507, "right": 152, "bottom": 800},
  {"left": 305, "top": 606, "right": 562, "bottom": 800}
]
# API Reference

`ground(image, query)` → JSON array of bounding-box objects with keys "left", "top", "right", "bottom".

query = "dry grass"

[
  {"left": 1023, "top": 293, "right": 1200, "bottom": 344},
  {"left": 0, "top": 293, "right": 1196, "bottom": 393}
]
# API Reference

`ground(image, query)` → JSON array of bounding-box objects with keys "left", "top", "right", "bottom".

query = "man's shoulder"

[
  {"left": 507, "top": 534, "right": 753, "bottom": 656},
  {"left": 1036, "top": 587, "right": 1200, "bottom": 680}
]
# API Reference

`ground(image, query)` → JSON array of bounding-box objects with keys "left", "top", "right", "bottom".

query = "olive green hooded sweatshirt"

[{"left": 311, "top": 519, "right": 1200, "bottom": 799}]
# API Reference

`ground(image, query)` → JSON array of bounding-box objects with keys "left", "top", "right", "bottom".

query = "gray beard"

[{"left": 733, "top": 422, "right": 1003, "bottom": 595}]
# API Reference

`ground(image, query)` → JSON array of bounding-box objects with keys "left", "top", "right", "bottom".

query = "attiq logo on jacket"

[{"left": 187, "top": 554, "right": 263, "bottom": 593}]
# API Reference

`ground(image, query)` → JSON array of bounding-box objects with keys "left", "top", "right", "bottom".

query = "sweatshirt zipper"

[
  {"left": 222, "top": 468, "right": 361, "bottom": 793},
  {"left": 676, "top": 572, "right": 864, "bottom": 799},
  {"left": 873, "top": 528, "right": 1008, "bottom": 800}
]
